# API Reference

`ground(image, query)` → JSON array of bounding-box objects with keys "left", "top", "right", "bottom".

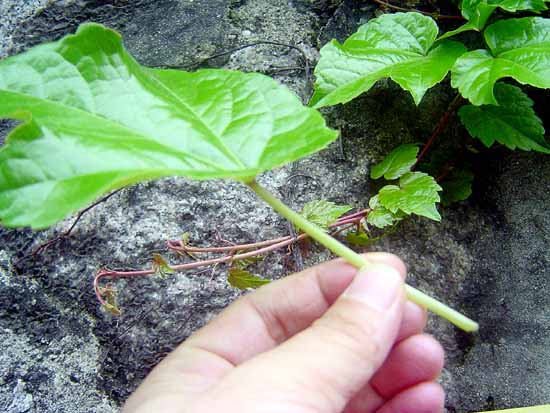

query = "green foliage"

[
  {"left": 459, "top": 83, "right": 549, "bottom": 153},
  {"left": 378, "top": 172, "right": 442, "bottom": 221},
  {"left": 367, "top": 195, "right": 402, "bottom": 229},
  {"left": 370, "top": 144, "right": 419, "bottom": 180},
  {"left": 346, "top": 232, "right": 374, "bottom": 246},
  {"left": 451, "top": 17, "right": 550, "bottom": 105},
  {"left": 0, "top": 23, "right": 337, "bottom": 229},
  {"left": 310, "top": 12, "right": 466, "bottom": 107},
  {"left": 300, "top": 200, "right": 352, "bottom": 230},
  {"left": 369, "top": 145, "right": 440, "bottom": 225},
  {"left": 440, "top": 0, "right": 549, "bottom": 38},
  {"left": 227, "top": 268, "right": 270, "bottom": 290},
  {"left": 440, "top": 169, "right": 474, "bottom": 205}
]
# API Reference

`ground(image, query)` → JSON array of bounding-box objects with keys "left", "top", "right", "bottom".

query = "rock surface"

[{"left": 1, "top": 1, "right": 549, "bottom": 412}]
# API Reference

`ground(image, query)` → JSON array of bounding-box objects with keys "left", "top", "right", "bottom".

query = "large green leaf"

[
  {"left": 310, "top": 12, "right": 467, "bottom": 108},
  {"left": 451, "top": 17, "right": 550, "bottom": 105},
  {"left": 459, "top": 83, "right": 549, "bottom": 153},
  {"left": 370, "top": 144, "right": 419, "bottom": 180},
  {"left": 378, "top": 172, "right": 442, "bottom": 221},
  {"left": 0, "top": 24, "right": 338, "bottom": 229},
  {"left": 440, "top": 0, "right": 549, "bottom": 39}
]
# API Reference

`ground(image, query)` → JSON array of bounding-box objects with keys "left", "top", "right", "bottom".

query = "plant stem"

[
  {"left": 246, "top": 179, "right": 479, "bottom": 333},
  {"left": 414, "top": 93, "right": 464, "bottom": 169}
]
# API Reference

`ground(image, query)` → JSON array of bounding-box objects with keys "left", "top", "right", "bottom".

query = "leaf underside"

[
  {"left": 459, "top": 83, "right": 549, "bottom": 153},
  {"left": 451, "top": 17, "right": 550, "bottom": 105},
  {"left": 311, "top": 12, "right": 467, "bottom": 108},
  {"left": 300, "top": 199, "right": 352, "bottom": 230},
  {"left": 0, "top": 24, "right": 338, "bottom": 229}
]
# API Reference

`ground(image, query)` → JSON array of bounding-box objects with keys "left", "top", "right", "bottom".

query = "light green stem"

[
  {"left": 246, "top": 180, "right": 479, "bottom": 333},
  {"left": 473, "top": 406, "right": 550, "bottom": 413}
]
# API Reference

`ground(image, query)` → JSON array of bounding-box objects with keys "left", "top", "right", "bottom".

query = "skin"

[{"left": 123, "top": 252, "right": 445, "bottom": 413}]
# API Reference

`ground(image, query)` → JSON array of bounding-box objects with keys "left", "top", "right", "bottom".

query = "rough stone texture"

[{"left": 1, "top": 0, "right": 549, "bottom": 412}]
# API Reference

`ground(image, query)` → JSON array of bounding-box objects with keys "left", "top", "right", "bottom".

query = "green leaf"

[
  {"left": 378, "top": 172, "right": 442, "bottom": 221},
  {"left": 300, "top": 200, "right": 352, "bottom": 230},
  {"left": 367, "top": 207, "right": 399, "bottom": 228},
  {"left": 370, "top": 144, "right": 419, "bottom": 180},
  {"left": 367, "top": 194, "right": 403, "bottom": 228},
  {"left": 440, "top": 169, "right": 474, "bottom": 205},
  {"left": 459, "top": 83, "right": 549, "bottom": 153},
  {"left": 227, "top": 268, "right": 270, "bottom": 290},
  {"left": 440, "top": 0, "right": 549, "bottom": 39},
  {"left": 451, "top": 17, "right": 550, "bottom": 105},
  {"left": 346, "top": 232, "right": 374, "bottom": 246},
  {"left": 310, "top": 12, "right": 467, "bottom": 108},
  {"left": 0, "top": 24, "right": 338, "bottom": 229}
]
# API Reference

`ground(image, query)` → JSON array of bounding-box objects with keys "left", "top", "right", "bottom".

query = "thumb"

[{"left": 232, "top": 264, "right": 406, "bottom": 412}]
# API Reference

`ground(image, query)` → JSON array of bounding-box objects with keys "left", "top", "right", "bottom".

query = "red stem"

[
  {"left": 414, "top": 94, "right": 464, "bottom": 169},
  {"left": 95, "top": 209, "right": 371, "bottom": 306}
]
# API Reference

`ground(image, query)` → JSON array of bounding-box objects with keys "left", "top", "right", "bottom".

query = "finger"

[
  {"left": 396, "top": 301, "right": 427, "bottom": 342},
  {"left": 343, "top": 334, "right": 443, "bottom": 413},
  {"left": 219, "top": 263, "right": 406, "bottom": 413},
  {"left": 371, "top": 334, "right": 444, "bottom": 398},
  {"left": 375, "top": 382, "right": 445, "bottom": 413},
  {"left": 184, "top": 252, "right": 406, "bottom": 365}
]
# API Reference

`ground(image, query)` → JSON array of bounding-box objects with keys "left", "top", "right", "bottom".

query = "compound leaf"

[
  {"left": 228, "top": 268, "right": 270, "bottom": 290},
  {"left": 300, "top": 200, "right": 352, "bottom": 230},
  {"left": 0, "top": 23, "right": 338, "bottom": 229},
  {"left": 459, "top": 83, "right": 549, "bottom": 153},
  {"left": 451, "top": 17, "right": 550, "bottom": 105},
  {"left": 378, "top": 172, "right": 442, "bottom": 221},
  {"left": 370, "top": 144, "right": 419, "bottom": 180},
  {"left": 311, "top": 12, "right": 467, "bottom": 108}
]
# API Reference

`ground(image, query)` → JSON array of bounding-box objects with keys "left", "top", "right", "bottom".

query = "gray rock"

[{"left": 1, "top": 1, "right": 549, "bottom": 412}]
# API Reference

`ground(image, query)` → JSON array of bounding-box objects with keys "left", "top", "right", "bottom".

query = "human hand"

[{"left": 123, "top": 253, "right": 445, "bottom": 413}]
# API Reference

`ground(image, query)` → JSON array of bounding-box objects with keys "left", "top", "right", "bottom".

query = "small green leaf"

[
  {"left": 227, "top": 268, "right": 270, "bottom": 290},
  {"left": 152, "top": 253, "right": 175, "bottom": 277},
  {"left": 451, "top": 17, "right": 550, "bottom": 105},
  {"left": 0, "top": 23, "right": 338, "bottom": 229},
  {"left": 378, "top": 172, "right": 442, "bottom": 221},
  {"left": 300, "top": 200, "right": 352, "bottom": 230},
  {"left": 311, "top": 12, "right": 467, "bottom": 107},
  {"left": 346, "top": 232, "right": 374, "bottom": 246},
  {"left": 370, "top": 144, "right": 419, "bottom": 180},
  {"left": 459, "top": 83, "right": 549, "bottom": 153},
  {"left": 440, "top": 169, "right": 474, "bottom": 205},
  {"left": 367, "top": 207, "right": 400, "bottom": 228}
]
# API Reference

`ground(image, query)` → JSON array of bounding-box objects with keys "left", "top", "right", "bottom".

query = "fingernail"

[{"left": 344, "top": 264, "right": 403, "bottom": 311}]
